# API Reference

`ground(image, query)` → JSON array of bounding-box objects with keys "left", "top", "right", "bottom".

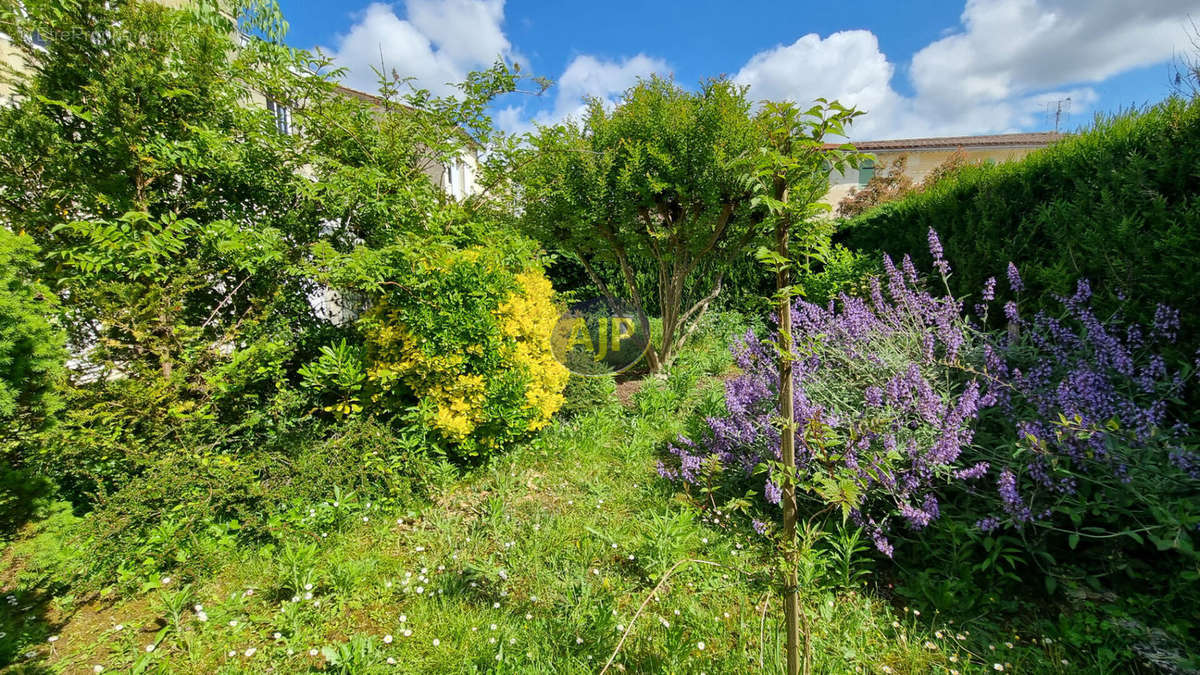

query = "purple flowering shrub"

[
  {"left": 972, "top": 271, "right": 1200, "bottom": 545},
  {"left": 658, "top": 226, "right": 1200, "bottom": 565},
  {"left": 657, "top": 231, "right": 989, "bottom": 557}
]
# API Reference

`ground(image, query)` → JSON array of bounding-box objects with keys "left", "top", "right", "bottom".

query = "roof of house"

[
  {"left": 825, "top": 131, "right": 1063, "bottom": 152},
  {"left": 333, "top": 84, "right": 392, "bottom": 108}
]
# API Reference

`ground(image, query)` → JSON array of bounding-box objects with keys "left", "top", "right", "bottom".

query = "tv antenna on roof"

[{"left": 1053, "top": 97, "right": 1071, "bottom": 134}]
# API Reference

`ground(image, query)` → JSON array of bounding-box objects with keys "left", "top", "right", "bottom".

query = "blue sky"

[{"left": 276, "top": 0, "right": 1198, "bottom": 139}]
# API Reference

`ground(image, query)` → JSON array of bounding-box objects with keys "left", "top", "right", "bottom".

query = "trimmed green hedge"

[{"left": 838, "top": 97, "right": 1200, "bottom": 339}]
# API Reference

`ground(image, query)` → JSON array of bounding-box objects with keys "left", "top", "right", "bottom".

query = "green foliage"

[
  {"left": 839, "top": 97, "right": 1200, "bottom": 342},
  {"left": 0, "top": 0, "right": 545, "bottom": 591},
  {"left": 0, "top": 228, "right": 65, "bottom": 536},
  {"left": 298, "top": 339, "right": 368, "bottom": 417},
  {"left": 512, "top": 76, "right": 767, "bottom": 371},
  {"left": 354, "top": 242, "right": 569, "bottom": 459},
  {"left": 559, "top": 350, "right": 619, "bottom": 419},
  {"left": 322, "top": 634, "right": 385, "bottom": 673},
  {"left": 796, "top": 244, "right": 878, "bottom": 305},
  {"left": 0, "top": 228, "right": 64, "bottom": 438},
  {"left": 286, "top": 417, "right": 434, "bottom": 505}
]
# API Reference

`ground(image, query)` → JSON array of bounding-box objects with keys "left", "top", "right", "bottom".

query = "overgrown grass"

[{"left": 0, "top": 323, "right": 1086, "bottom": 673}]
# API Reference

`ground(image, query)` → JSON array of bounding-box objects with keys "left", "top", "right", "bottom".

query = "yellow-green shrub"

[{"left": 362, "top": 247, "right": 567, "bottom": 458}]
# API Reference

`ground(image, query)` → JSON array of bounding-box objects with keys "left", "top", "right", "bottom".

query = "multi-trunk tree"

[{"left": 515, "top": 76, "right": 765, "bottom": 371}]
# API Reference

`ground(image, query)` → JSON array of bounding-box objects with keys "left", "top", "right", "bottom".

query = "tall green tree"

[{"left": 515, "top": 76, "right": 764, "bottom": 371}]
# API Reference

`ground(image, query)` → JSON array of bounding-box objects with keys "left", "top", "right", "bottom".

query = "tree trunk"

[
  {"left": 576, "top": 252, "right": 620, "bottom": 315},
  {"left": 776, "top": 187, "right": 802, "bottom": 675}
]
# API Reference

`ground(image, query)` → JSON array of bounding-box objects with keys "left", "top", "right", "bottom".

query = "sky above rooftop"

[{"left": 276, "top": 0, "right": 1199, "bottom": 140}]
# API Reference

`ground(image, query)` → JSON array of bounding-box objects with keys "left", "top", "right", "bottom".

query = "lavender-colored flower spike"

[
  {"left": 982, "top": 277, "right": 996, "bottom": 302},
  {"left": 927, "top": 228, "right": 950, "bottom": 276},
  {"left": 1006, "top": 262, "right": 1023, "bottom": 293}
]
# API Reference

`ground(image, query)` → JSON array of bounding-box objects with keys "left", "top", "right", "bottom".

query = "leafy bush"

[
  {"left": 287, "top": 417, "right": 434, "bottom": 504},
  {"left": 558, "top": 350, "right": 619, "bottom": 419},
  {"left": 839, "top": 97, "right": 1200, "bottom": 345},
  {"left": 0, "top": 229, "right": 65, "bottom": 536},
  {"left": 362, "top": 245, "right": 568, "bottom": 459},
  {"left": 0, "top": 229, "right": 64, "bottom": 437},
  {"left": 62, "top": 416, "right": 434, "bottom": 590},
  {"left": 797, "top": 244, "right": 877, "bottom": 306}
]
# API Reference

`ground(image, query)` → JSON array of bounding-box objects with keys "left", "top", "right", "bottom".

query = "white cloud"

[
  {"left": 736, "top": 31, "right": 896, "bottom": 117},
  {"left": 322, "top": 1, "right": 515, "bottom": 96},
  {"left": 497, "top": 53, "right": 670, "bottom": 135},
  {"left": 734, "top": 0, "right": 1195, "bottom": 139},
  {"left": 320, "top": 2, "right": 666, "bottom": 136},
  {"left": 548, "top": 54, "right": 670, "bottom": 121},
  {"left": 910, "top": 0, "right": 1193, "bottom": 127}
]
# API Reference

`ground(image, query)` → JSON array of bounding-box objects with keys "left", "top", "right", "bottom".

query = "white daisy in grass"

[
  {"left": 244, "top": 648, "right": 256, "bottom": 657},
  {"left": 432, "top": 639, "right": 440, "bottom": 647},
  {"left": 383, "top": 635, "right": 392, "bottom": 644}
]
